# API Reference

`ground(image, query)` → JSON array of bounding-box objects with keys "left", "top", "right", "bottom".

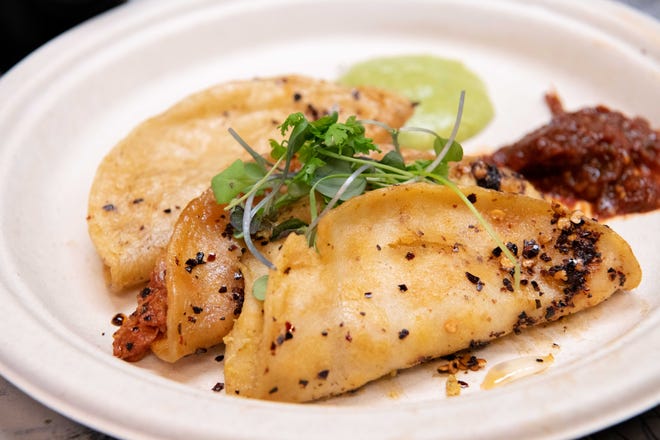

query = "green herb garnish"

[
  {"left": 212, "top": 91, "right": 520, "bottom": 297},
  {"left": 252, "top": 275, "right": 269, "bottom": 301}
]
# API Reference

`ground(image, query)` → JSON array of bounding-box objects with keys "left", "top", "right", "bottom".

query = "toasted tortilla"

[
  {"left": 224, "top": 183, "right": 642, "bottom": 402},
  {"left": 87, "top": 75, "right": 414, "bottom": 290},
  {"left": 110, "top": 156, "right": 542, "bottom": 363}
]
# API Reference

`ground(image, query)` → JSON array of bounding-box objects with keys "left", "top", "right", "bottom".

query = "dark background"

[
  {"left": 2, "top": 0, "right": 659, "bottom": 74},
  {"left": 0, "top": 0, "right": 126, "bottom": 73},
  {"left": 3, "top": 0, "right": 660, "bottom": 74}
]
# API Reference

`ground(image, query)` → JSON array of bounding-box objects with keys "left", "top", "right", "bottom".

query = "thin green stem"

[
  {"left": 431, "top": 175, "right": 521, "bottom": 291},
  {"left": 317, "top": 150, "right": 414, "bottom": 178},
  {"left": 226, "top": 156, "right": 284, "bottom": 210},
  {"left": 426, "top": 90, "right": 465, "bottom": 173},
  {"left": 228, "top": 128, "right": 273, "bottom": 169}
]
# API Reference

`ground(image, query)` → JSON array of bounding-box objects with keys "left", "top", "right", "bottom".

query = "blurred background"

[
  {"left": 1, "top": 0, "right": 659, "bottom": 74},
  {"left": 0, "top": 0, "right": 126, "bottom": 73}
]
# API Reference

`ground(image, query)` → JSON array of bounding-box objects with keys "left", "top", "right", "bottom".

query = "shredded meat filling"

[{"left": 113, "top": 259, "right": 168, "bottom": 361}]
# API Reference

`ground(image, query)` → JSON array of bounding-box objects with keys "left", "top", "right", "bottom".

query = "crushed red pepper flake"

[
  {"left": 469, "top": 273, "right": 485, "bottom": 291},
  {"left": 111, "top": 313, "right": 126, "bottom": 326},
  {"left": 506, "top": 242, "right": 518, "bottom": 256},
  {"left": 607, "top": 267, "right": 617, "bottom": 281},
  {"left": 306, "top": 103, "right": 319, "bottom": 119},
  {"left": 184, "top": 252, "right": 206, "bottom": 273},
  {"left": 522, "top": 239, "right": 540, "bottom": 258}
]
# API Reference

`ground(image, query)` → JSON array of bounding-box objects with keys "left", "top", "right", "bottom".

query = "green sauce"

[{"left": 339, "top": 55, "right": 494, "bottom": 149}]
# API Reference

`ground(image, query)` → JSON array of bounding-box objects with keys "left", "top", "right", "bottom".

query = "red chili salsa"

[{"left": 490, "top": 93, "right": 660, "bottom": 219}]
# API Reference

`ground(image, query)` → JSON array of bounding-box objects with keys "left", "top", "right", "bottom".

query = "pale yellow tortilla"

[{"left": 87, "top": 75, "right": 414, "bottom": 290}]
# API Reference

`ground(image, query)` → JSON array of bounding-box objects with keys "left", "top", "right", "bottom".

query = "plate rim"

[{"left": 0, "top": 0, "right": 659, "bottom": 439}]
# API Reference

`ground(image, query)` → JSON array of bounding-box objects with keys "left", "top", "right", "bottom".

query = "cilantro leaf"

[
  {"left": 269, "top": 139, "right": 286, "bottom": 160},
  {"left": 279, "top": 112, "right": 306, "bottom": 136}
]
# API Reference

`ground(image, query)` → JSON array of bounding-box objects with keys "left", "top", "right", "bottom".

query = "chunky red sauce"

[
  {"left": 113, "top": 260, "right": 168, "bottom": 362},
  {"left": 490, "top": 93, "right": 660, "bottom": 218}
]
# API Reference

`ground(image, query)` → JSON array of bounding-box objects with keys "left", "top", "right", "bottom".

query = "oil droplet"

[{"left": 481, "top": 354, "right": 554, "bottom": 390}]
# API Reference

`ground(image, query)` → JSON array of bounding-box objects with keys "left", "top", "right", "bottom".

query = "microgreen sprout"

[
  {"left": 306, "top": 163, "right": 373, "bottom": 243},
  {"left": 426, "top": 90, "right": 465, "bottom": 174},
  {"left": 211, "top": 93, "right": 521, "bottom": 299}
]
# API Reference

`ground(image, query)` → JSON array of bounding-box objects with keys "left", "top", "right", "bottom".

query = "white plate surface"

[{"left": 0, "top": 0, "right": 659, "bottom": 439}]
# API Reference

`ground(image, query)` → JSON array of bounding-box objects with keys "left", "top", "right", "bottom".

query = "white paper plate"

[{"left": 0, "top": 0, "right": 658, "bottom": 438}]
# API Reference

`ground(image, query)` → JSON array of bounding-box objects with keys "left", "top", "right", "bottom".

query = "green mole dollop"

[{"left": 339, "top": 55, "right": 494, "bottom": 148}]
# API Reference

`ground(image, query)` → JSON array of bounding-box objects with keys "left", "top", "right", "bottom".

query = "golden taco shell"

[{"left": 87, "top": 75, "right": 414, "bottom": 290}]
